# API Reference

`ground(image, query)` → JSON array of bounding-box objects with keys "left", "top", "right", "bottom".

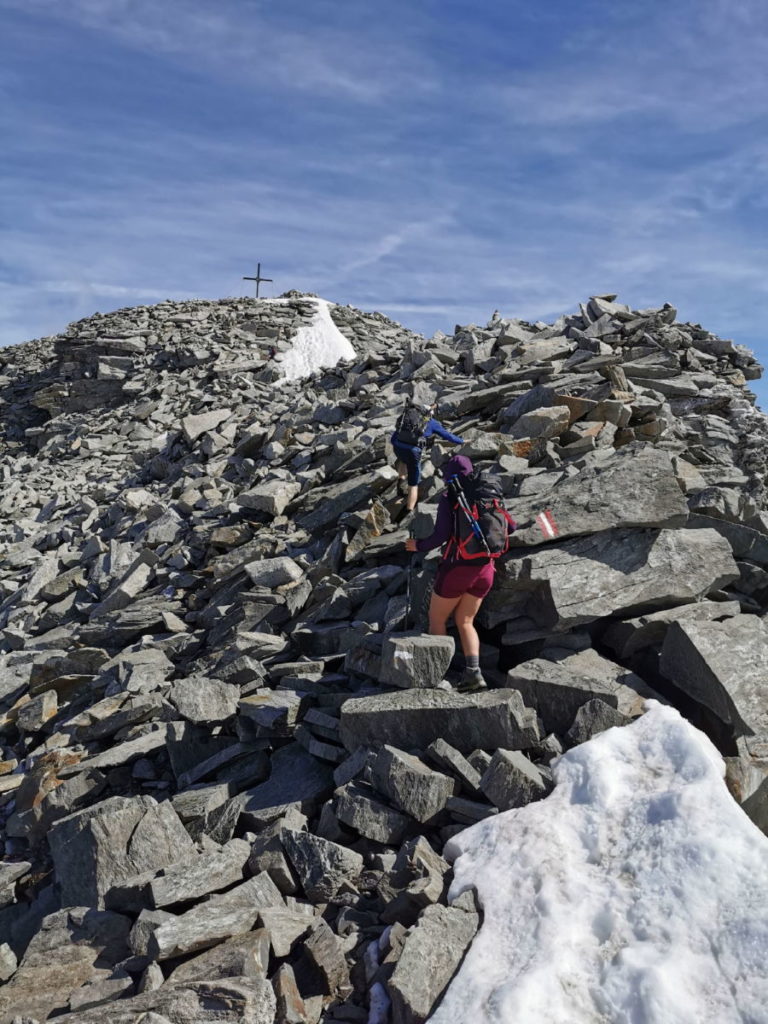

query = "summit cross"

[{"left": 242, "top": 262, "right": 273, "bottom": 298}]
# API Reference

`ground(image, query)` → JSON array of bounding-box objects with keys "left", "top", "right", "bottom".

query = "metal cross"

[{"left": 242, "top": 262, "right": 273, "bottom": 298}]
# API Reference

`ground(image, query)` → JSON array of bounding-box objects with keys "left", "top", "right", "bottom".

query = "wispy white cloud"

[{"left": 0, "top": 0, "right": 437, "bottom": 101}]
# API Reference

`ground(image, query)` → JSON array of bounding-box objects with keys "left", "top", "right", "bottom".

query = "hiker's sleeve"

[
  {"left": 415, "top": 494, "right": 452, "bottom": 551},
  {"left": 424, "top": 419, "right": 463, "bottom": 444}
]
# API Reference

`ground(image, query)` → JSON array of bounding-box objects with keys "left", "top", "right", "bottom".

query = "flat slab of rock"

[
  {"left": 236, "top": 479, "right": 301, "bottom": 516},
  {"left": 387, "top": 901, "right": 479, "bottom": 1024},
  {"left": 371, "top": 745, "right": 457, "bottom": 822},
  {"left": 603, "top": 599, "right": 742, "bottom": 659},
  {"left": 480, "top": 749, "right": 551, "bottom": 810},
  {"left": 510, "top": 445, "right": 689, "bottom": 546},
  {"left": 660, "top": 615, "right": 768, "bottom": 754},
  {"left": 49, "top": 795, "right": 195, "bottom": 907},
  {"left": 145, "top": 838, "right": 251, "bottom": 909},
  {"left": 240, "top": 743, "right": 334, "bottom": 830},
  {"left": 334, "top": 780, "right": 411, "bottom": 844},
  {"left": 165, "top": 928, "right": 270, "bottom": 985},
  {"left": 182, "top": 407, "right": 232, "bottom": 443},
  {"left": 169, "top": 676, "right": 239, "bottom": 724},
  {"left": 281, "top": 828, "right": 363, "bottom": 902},
  {"left": 0, "top": 907, "right": 132, "bottom": 1024},
  {"left": 379, "top": 633, "right": 455, "bottom": 689},
  {"left": 147, "top": 872, "right": 284, "bottom": 959},
  {"left": 490, "top": 527, "right": 738, "bottom": 631},
  {"left": 50, "top": 976, "right": 276, "bottom": 1024},
  {"left": 339, "top": 688, "right": 539, "bottom": 755},
  {"left": 506, "top": 648, "right": 657, "bottom": 735}
]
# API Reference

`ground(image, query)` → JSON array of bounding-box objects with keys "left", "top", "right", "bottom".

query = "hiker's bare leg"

[
  {"left": 428, "top": 592, "right": 462, "bottom": 636},
  {"left": 396, "top": 460, "right": 407, "bottom": 480},
  {"left": 406, "top": 484, "right": 419, "bottom": 511},
  {"left": 453, "top": 593, "right": 484, "bottom": 657}
]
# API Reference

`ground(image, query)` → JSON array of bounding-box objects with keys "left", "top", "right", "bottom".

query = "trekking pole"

[{"left": 405, "top": 518, "right": 415, "bottom": 631}]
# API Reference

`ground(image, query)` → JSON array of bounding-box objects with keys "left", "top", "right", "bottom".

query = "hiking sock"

[{"left": 465, "top": 655, "right": 480, "bottom": 670}]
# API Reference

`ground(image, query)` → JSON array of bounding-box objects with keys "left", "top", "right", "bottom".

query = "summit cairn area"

[{"left": 0, "top": 292, "right": 767, "bottom": 1022}]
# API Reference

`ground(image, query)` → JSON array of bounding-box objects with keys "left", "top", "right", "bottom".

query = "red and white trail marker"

[{"left": 535, "top": 509, "right": 559, "bottom": 539}]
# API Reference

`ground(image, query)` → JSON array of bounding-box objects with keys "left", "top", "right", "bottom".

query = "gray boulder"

[
  {"left": 371, "top": 745, "right": 457, "bottom": 822},
  {"left": 281, "top": 828, "right": 363, "bottom": 902},
  {"left": 339, "top": 688, "right": 539, "bottom": 755},
  {"left": 169, "top": 676, "right": 239, "bottom": 724},
  {"left": 660, "top": 615, "right": 768, "bottom": 752},
  {"left": 510, "top": 445, "right": 689, "bottom": 545},
  {"left": 51, "top": 976, "right": 276, "bottom": 1023},
  {"left": 491, "top": 527, "right": 738, "bottom": 632},
  {"left": 147, "top": 873, "right": 283, "bottom": 959},
  {"left": 602, "top": 599, "right": 742, "bottom": 658},
  {"left": 387, "top": 901, "right": 479, "bottom": 1024},
  {"left": 506, "top": 648, "right": 657, "bottom": 734},
  {"left": 565, "top": 698, "right": 631, "bottom": 747},
  {"left": 480, "top": 749, "right": 551, "bottom": 810},
  {"left": 48, "top": 795, "right": 195, "bottom": 907},
  {"left": 334, "top": 780, "right": 411, "bottom": 844},
  {"left": 379, "top": 633, "right": 455, "bottom": 689}
]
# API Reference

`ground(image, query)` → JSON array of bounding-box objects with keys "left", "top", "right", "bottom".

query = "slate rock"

[
  {"left": 146, "top": 838, "right": 251, "bottom": 908},
  {"left": 565, "top": 698, "right": 631, "bottom": 747},
  {"left": 334, "top": 780, "right": 411, "bottom": 844},
  {"left": 169, "top": 675, "right": 239, "bottom": 724},
  {"left": 147, "top": 872, "right": 283, "bottom": 959},
  {"left": 379, "top": 633, "right": 455, "bottom": 689},
  {"left": 339, "top": 688, "right": 539, "bottom": 755},
  {"left": 51, "top": 976, "right": 277, "bottom": 1023},
  {"left": 244, "top": 556, "right": 304, "bottom": 588},
  {"left": 507, "top": 404, "right": 570, "bottom": 440},
  {"left": 602, "top": 599, "right": 742, "bottom": 659},
  {"left": 0, "top": 943, "right": 17, "bottom": 982},
  {"left": 491, "top": 527, "right": 738, "bottom": 631},
  {"left": 300, "top": 918, "right": 352, "bottom": 1000},
  {"left": 48, "top": 795, "right": 195, "bottom": 907},
  {"left": 480, "top": 748, "right": 551, "bottom": 810},
  {"left": 371, "top": 745, "right": 457, "bottom": 822},
  {"left": 506, "top": 648, "right": 656, "bottom": 734},
  {"left": 0, "top": 907, "right": 132, "bottom": 1024},
  {"left": 281, "top": 828, "right": 363, "bottom": 902},
  {"left": 387, "top": 902, "right": 479, "bottom": 1024},
  {"left": 165, "top": 928, "right": 270, "bottom": 985},
  {"left": 660, "top": 615, "right": 768, "bottom": 752},
  {"left": 510, "top": 445, "right": 690, "bottom": 545},
  {"left": 272, "top": 962, "right": 308, "bottom": 1023},
  {"left": 426, "top": 738, "right": 483, "bottom": 796},
  {"left": 239, "top": 743, "right": 335, "bottom": 830}
]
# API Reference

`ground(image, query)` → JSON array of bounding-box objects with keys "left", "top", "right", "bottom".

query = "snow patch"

[
  {"left": 429, "top": 702, "right": 768, "bottom": 1024},
  {"left": 278, "top": 298, "right": 356, "bottom": 381}
]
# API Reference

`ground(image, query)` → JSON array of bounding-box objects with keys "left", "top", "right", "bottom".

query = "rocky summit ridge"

[{"left": 0, "top": 291, "right": 767, "bottom": 1023}]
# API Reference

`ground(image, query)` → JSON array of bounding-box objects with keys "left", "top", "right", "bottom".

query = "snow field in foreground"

[
  {"left": 429, "top": 702, "right": 768, "bottom": 1024},
  {"left": 278, "top": 298, "right": 356, "bottom": 381}
]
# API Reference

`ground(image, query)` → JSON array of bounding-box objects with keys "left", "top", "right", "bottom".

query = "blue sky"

[{"left": 1, "top": 0, "right": 767, "bottom": 406}]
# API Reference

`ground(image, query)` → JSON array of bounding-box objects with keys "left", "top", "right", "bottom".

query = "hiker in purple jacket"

[
  {"left": 405, "top": 454, "right": 512, "bottom": 690},
  {"left": 391, "top": 402, "right": 464, "bottom": 523}
]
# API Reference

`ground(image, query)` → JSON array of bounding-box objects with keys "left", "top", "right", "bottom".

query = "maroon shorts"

[{"left": 434, "top": 560, "right": 495, "bottom": 599}]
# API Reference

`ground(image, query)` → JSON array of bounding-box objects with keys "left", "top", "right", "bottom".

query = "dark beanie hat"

[{"left": 440, "top": 454, "right": 474, "bottom": 480}]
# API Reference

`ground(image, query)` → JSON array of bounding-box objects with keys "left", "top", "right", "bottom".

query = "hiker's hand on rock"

[{"left": 405, "top": 538, "right": 417, "bottom": 552}]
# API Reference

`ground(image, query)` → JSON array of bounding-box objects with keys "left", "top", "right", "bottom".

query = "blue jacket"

[{"left": 391, "top": 418, "right": 464, "bottom": 453}]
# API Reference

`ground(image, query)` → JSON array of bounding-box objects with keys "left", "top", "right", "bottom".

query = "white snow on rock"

[
  {"left": 278, "top": 298, "right": 356, "bottom": 381},
  {"left": 429, "top": 702, "right": 768, "bottom": 1024}
]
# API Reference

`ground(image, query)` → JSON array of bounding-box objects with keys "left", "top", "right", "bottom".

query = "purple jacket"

[{"left": 416, "top": 454, "right": 475, "bottom": 554}]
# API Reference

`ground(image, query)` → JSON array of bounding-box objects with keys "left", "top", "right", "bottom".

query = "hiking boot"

[{"left": 457, "top": 668, "right": 488, "bottom": 692}]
